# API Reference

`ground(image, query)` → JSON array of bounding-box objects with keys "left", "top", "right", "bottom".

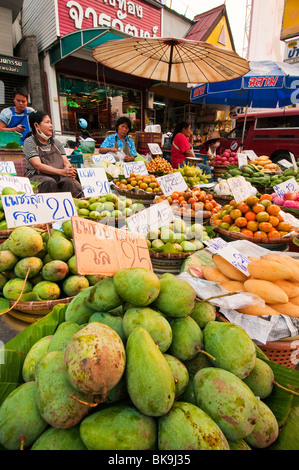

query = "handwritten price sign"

[
  {"left": 71, "top": 216, "right": 152, "bottom": 275},
  {"left": 157, "top": 172, "right": 188, "bottom": 197},
  {"left": 0, "top": 174, "right": 33, "bottom": 194},
  {"left": 238, "top": 153, "right": 248, "bottom": 169},
  {"left": 126, "top": 200, "right": 174, "bottom": 236},
  {"left": 122, "top": 161, "right": 148, "bottom": 178},
  {"left": 227, "top": 176, "right": 253, "bottom": 203},
  {"left": 92, "top": 153, "right": 116, "bottom": 164},
  {"left": 0, "top": 161, "right": 17, "bottom": 175},
  {"left": 77, "top": 168, "right": 111, "bottom": 197},
  {"left": 2, "top": 192, "right": 77, "bottom": 229},
  {"left": 274, "top": 178, "right": 299, "bottom": 198},
  {"left": 205, "top": 238, "right": 250, "bottom": 276}
]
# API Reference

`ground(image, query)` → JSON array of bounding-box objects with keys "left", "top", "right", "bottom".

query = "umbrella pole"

[
  {"left": 163, "top": 43, "right": 174, "bottom": 133},
  {"left": 239, "top": 105, "right": 248, "bottom": 152}
]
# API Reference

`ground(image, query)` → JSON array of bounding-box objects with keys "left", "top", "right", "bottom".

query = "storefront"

[{"left": 0, "top": 54, "right": 29, "bottom": 109}]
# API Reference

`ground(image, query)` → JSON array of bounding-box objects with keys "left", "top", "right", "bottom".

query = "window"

[
  {"left": 227, "top": 122, "right": 251, "bottom": 140},
  {"left": 256, "top": 114, "right": 299, "bottom": 129},
  {"left": 58, "top": 75, "right": 142, "bottom": 136}
]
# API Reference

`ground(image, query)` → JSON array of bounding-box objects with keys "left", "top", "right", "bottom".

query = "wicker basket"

[
  {"left": 116, "top": 187, "right": 162, "bottom": 200},
  {"left": 258, "top": 340, "right": 299, "bottom": 370},
  {"left": 0, "top": 224, "right": 49, "bottom": 241},
  {"left": 8, "top": 296, "right": 75, "bottom": 315},
  {"left": 172, "top": 210, "right": 212, "bottom": 226},
  {"left": 150, "top": 251, "right": 195, "bottom": 276}
]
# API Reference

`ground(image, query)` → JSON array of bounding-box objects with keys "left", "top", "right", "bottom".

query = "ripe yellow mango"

[
  {"left": 202, "top": 266, "right": 230, "bottom": 283},
  {"left": 261, "top": 254, "right": 299, "bottom": 282},
  {"left": 273, "top": 280, "right": 299, "bottom": 298},
  {"left": 267, "top": 302, "right": 299, "bottom": 318},
  {"left": 243, "top": 280, "right": 288, "bottom": 304},
  {"left": 212, "top": 255, "right": 248, "bottom": 282},
  {"left": 247, "top": 260, "right": 294, "bottom": 282},
  {"left": 238, "top": 304, "right": 280, "bottom": 317},
  {"left": 221, "top": 281, "right": 245, "bottom": 292}
]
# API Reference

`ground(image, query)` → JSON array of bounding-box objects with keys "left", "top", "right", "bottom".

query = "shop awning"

[{"left": 49, "top": 28, "right": 130, "bottom": 65}]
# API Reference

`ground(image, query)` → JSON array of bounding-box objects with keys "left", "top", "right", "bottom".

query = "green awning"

[{"left": 50, "top": 28, "right": 129, "bottom": 65}]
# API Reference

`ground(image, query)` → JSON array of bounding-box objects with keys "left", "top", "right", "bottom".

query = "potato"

[
  {"left": 247, "top": 259, "right": 294, "bottom": 281},
  {"left": 268, "top": 302, "right": 299, "bottom": 318},
  {"left": 243, "top": 279, "right": 289, "bottom": 304},
  {"left": 221, "top": 281, "right": 245, "bottom": 292},
  {"left": 261, "top": 254, "right": 299, "bottom": 282},
  {"left": 273, "top": 280, "right": 299, "bottom": 298},
  {"left": 202, "top": 266, "right": 230, "bottom": 283},
  {"left": 212, "top": 255, "right": 248, "bottom": 282},
  {"left": 238, "top": 304, "right": 280, "bottom": 317}
]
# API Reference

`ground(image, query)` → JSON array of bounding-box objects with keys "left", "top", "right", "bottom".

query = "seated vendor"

[
  {"left": 199, "top": 131, "right": 222, "bottom": 159},
  {"left": 99, "top": 116, "right": 137, "bottom": 162}
]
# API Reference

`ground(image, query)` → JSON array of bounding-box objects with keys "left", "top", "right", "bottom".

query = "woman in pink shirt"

[{"left": 170, "top": 121, "right": 195, "bottom": 169}]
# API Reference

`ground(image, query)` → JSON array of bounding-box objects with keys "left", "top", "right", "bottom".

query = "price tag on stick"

[
  {"left": 157, "top": 172, "right": 188, "bottom": 197},
  {"left": 72, "top": 216, "right": 152, "bottom": 275},
  {"left": 122, "top": 161, "right": 148, "bottom": 178},
  {"left": 205, "top": 238, "right": 250, "bottom": 276},
  {"left": 227, "top": 176, "right": 252, "bottom": 203},
  {"left": 0, "top": 174, "right": 33, "bottom": 194},
  {"left": 77, "top": 168, "right": 111, "bottom": 197},
  {"left": 274, "top": 178, "right": 299, "bottom": 198},
  {"left": 126, "top": 200, "right": 174, "bottom": 236},
  {"left": 0, "top": 161, "right": 17, "bottom": 175}
]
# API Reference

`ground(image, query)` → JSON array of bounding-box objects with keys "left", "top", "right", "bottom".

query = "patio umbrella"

[
  {"left": 190, "top": 60, "right": 299, "bottom": 147},
  {"left": 92, "top": 36, "right": 250, "bottom": 130}
]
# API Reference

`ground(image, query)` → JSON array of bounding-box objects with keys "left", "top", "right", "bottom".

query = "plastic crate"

[
  {"left": 0, "top": 131, "right": 21, "bottom": 149},
  {"left": 68, "top": 153, "right": 84, "bottom": 168},
  {"left": 0, "top": 152, "right": 27, "bottom": 176}
]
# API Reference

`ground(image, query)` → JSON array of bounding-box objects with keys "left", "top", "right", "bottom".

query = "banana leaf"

[{"left": 0, "top": 303, "right": 67, "bottom": 406}]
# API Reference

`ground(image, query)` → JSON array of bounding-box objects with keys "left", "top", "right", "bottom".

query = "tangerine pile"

[
  {"left": 113, "top": 173, "right": 162, "bottom": 193},
  {"left": 212, "top": 194, "right": 294, "bottom": 239},
  {"left": 156, "top": 188, "right": 222, "bottom": 217}
]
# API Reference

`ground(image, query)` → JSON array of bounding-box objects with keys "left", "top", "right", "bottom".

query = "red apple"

[{"left": 283, "top": 191, "right": 297, "bottom": 201}]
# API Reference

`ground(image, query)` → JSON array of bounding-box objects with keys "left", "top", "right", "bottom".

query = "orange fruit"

[
  {"left": 205, "top": 202, "right": 214, "bottom": 212},
  {"left": 235, "top": 217, "right": 248, "bottom": 228},
  {"left": 172, "top": 192, "right": 180, "bottom": 200},
  {"left": 245, "top": 211, "right": 256, "bottom": 221},
  {"left": 277, "top": 222, "right": 292, "bottom": 232},
  {"left": 252, "top": 203, "right": 266, "bottom": 214},
  {"left": 279, "top": 231, "right": 289, "bottom": 237},
  {"left": 254, "top": 231, "right": 268, "bottom": 239},
  {"left": 277, "top": 213, "right": 284, "bottom": 222},
  {"left": 237, "top": 202, "right": 250, "bottom": 214},
  {"left": 222, "top": 215, "right": 233, "bottom": 225},
  {"left": 230, "top": 209, "right": 242, "bottom": 220},
  {"left": 260, "top": 194, "right": 273, "bottom": 201},
  {"left": 241, "top": 228, "right": 254, "bottom": 237},
  {"left": 228, "top": 225, "right": 241, "bottom": 233},
  {"left": 268, "top": 230, "right": 281, "bottom": 239},
  {"left": 258, "top": 222, "right": 274, "bottom": 233},
  {"left": 245, "top": 196, "right": 259, "bottom": 207},
  {"left": 246, "top": 220, "right": 259, "bottom": 232},
  {"left": 256, "top": 211, "right": 270, "bottom": 222},
  {"left": 188, "top": 197, "right": 197, "bottom": 206},
  {"left": 260, "top": 199, "right": 272, "bottom": 209},
  {"left": 268, "top": 216, "right": 280, "bottom": 227},
  {"left": 267, "top": 205, "right": 281, "bottom": 216},
  {"left": 230, "top": 199, "right": 237, "bottom": 206}
]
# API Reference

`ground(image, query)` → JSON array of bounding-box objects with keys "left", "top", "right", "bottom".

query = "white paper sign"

[
  {"left": 147, "top": 143, "right": 162, "bottom": 155},
  {"left": 157, "top": 172, "right": 188, "bottom": 197},
  {"left": 92, "top": 153, "right": 116, "bottom": 164},
  {"left": 279, "top": 159, "right": 293, "bottom": 169},
  {"left": 122, "top": 161, "right": 148, "bottom": 178},
  {"left": 242, "top": 150, "right": 258, "bottom": 161},
  {"left": 205, "top": 238, "right": 250, "bottom": 276},
  {"left": 126, "top": 200, "right": 174, "bottom": 236},
  {"left": 290, "top": 152, "right": 298, "bottom": 171},
  {"left": 238, "top": 153, "right": 248, "bottom": 169},
  {"left": 227, "top": 176, "right": 252, "bottom": 203},
  {"left": 0, "top": 161, "right": 17, "bottom": 175},
  {"left": 0, "top": 174, "right": 33, "bottom": 194},
  {"left": 274, "top": 178, "right": 299, "bottom": 198},
  {"left": 77, "top": 167, "right": 111, "bottom": 197},
  {"left": 2, "top": 192, "right": 77, "bottom": 228}
]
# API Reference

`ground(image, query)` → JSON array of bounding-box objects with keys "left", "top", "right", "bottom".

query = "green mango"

[
  {"left": 0, "top": 238, "right": 10, "bottom": 251},
  {"left": 79, "top": 405, "right": 157, "bottom": 450},
  {"left": 31, "top": 425, "right": 87, "bottom": 450},
  {"left": 0, "top": 382, "right": 47, "bottom": 450},
  {"left": 62, "top": 275, "right": 89, "bottom": 297},
  {"left": 64, "top": 322, "right": 126, "bottom": 396},
  {"left": 194, "top": 367, "right": 259, "bottom": 441},
  {"left": 32, "top": 280, "right": 60, "bottom": 300},
  {"left": 22, "top": 335, "right": 53, "bottom": 382},
  {"left": 183, "top": 352, "right": 212, "bottom": 376},
  {"left": 0, "top": 250, "right": 19, "bottom": 272},
  {"left": 244, "top": 400, "right": 279, "bottom": 449},
  {"left": 168, "top": 316, "right": 203, "bottom": 361},
  {"left": 152, "top": 273, "right": 196, "bottom": 318},
  {"left": 242, "top": 358, "right": 274, "bottom": 399},
  {"left": 0, "top": 272, "right": 7, "bottom": 290},
  {"left": 113, "top": 267, "right": 160, "bottom": 307},
  {"left": 42, "top": 260, "right": 69, "bottom": 282},
  {"left": 190, "top": 301, "right": 216, "bottom": 329},
  {"left": 203, "top": 322, "right": 256, "bottom": 379},
  {"left": 164, "top": 354, "right": 189, "bottom": 398},
  {"left": 47, "top": 236, "right": 74, "bottom": 261},
  {"left": 8, "top": 226, "right": 44, "bottom": 258},
  {"left": 180, "top": 375, "right": 197, "bottom": 405},
  {"left": 3, "top": 277, "right": 33, "bottom": 300},
  {"left": 64, "top": 286, "right": 95, "bottom": 324},
  {"left": 104, "top": 374, "right": 129, "bottom": 404},
  {"left": 123, "top": 307, "right": 172, "bottom": 352},
  {"left": 88, "top": 312, "right": 126, "bottom": 343},
  {"left": 228, "top": 439, "right": 252, "bottom": 450},
  {"left": 14, "top": 256, "right": 43, "bottom": 279},
  {"left": 85, "top": 276, "right": 123, "bottom": 311},
  {"left": 158, "top": 402, "right": 230, "bottom": 450},
  {"left": 35, "top": 351, "right": 94, "bottom": 429},
  {"left": 48, "top": 321, "right": 82, "bottom": 352},
  {"left": 125, "top": 327, "right": 175, "bottom": 416}
]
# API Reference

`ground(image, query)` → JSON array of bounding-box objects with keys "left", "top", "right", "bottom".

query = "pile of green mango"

[
  {"left": 0, "top": 222, "right": 102, "bottom": 303},
  {"left": 222, "top": 164, "right": 273, "bottom": 188},
  {"left": 0, "top": 268, "right": 280, "bottom": 450},
  {"left": 269, "top": 167, "right": 299, "bottom": 188}
]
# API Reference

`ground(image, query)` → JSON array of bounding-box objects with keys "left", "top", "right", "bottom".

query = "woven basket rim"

[
  {"left": 172, "top": 210, "right": 212, "bottom": 221},
  {"left": 9, "top": 296, "right": 74, "bottom": 312},
  {"left": 0, "top": 224, "right": 49, "bottom": 237},
  {"left": 116, "top": 187, "right": 162, "bottom": 199},
  {"left": 211, "top": 221, "right": 295, "bottom": 244},
  {"left": 150, "top": 250, "right": 194, "bottom": 259}
]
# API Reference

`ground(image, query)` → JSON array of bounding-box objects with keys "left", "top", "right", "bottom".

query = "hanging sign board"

[
  {"left": 0, "top": 174, "right": 33, "bottom": 194},
  {"left": 227, "top": 176, "right": 253, "bottom": 203},
  {"left": 274, "top": 177, "right": 299, "bottom": 198},
  {"left": 205, "top": 238, "right": 250, "bottom": 276},
  {"left": 122, "top": 161, "right": 148, "bottom": 178},
  {"left": 157, "top": 172, "right": 188, "bottom": 197},
  {"left": 77, "top": 168, "right": 111, "bottom": 197},
  {"left": 2, "top": 192, "right": 77, "bottom": 229},
  {"left": 71, "top": 216, "right": 152, "bottom": 275},
  {"left": 0, "top": 161, "right": 17, "bottom": 175},
  {"left": 242, "top": 150, "right": 258, "bottom": 161},
  {"left": 126, "top": 200, "right": 174, "bottom": 236}
]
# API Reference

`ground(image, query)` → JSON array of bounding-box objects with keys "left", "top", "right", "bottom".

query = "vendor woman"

[
  {"left": 199, "top": 131, "right": 222, "bottom": 159},
  {"left": 99, "top": 116, "right": 136, "bottom": 162},
  {"left": 23, "top": 110, "right": 83, "bottom": 197}
]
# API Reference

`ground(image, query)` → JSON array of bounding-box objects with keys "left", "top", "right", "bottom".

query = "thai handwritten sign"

[
  {"left": 238, "top": 153, "right": 248, "bottom": 169},
  {"left": 126, "top": 200, "right": 174, "bottom": 235},
  {"left": 77, "top": 167, "right": 111, "bottom": 197},
  {"left": 205, "top": 238, "right": 250, "bottom": 276},
  {"left": 227, "top": 176, "right": 253, "bottom": 203},
  {"left": 92, "top": 153, "right": 116, "bottom": 164},
  {"left": 2, "top": 192, "right": 77, "bottom": 229},
  {"left": 274, "top": 178, "right": 299, "bottom": 198},
  {"left": 0, "top": 161, "right": 16, "bottom": 175},
  {"left": 71, "top": 216, "right": 152, "bottom": 275},
  {"left": 0, "top": 175, "right": 33, "bottom": 194},
  {"left": 157, "top": 172, "right": 188, "bottom": 197},
  {"left": 147, "top": 143, "right": 162, "bottom": 155},
  {"left": 122, "top": 161, "right": 148, "bottom": 178}
]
